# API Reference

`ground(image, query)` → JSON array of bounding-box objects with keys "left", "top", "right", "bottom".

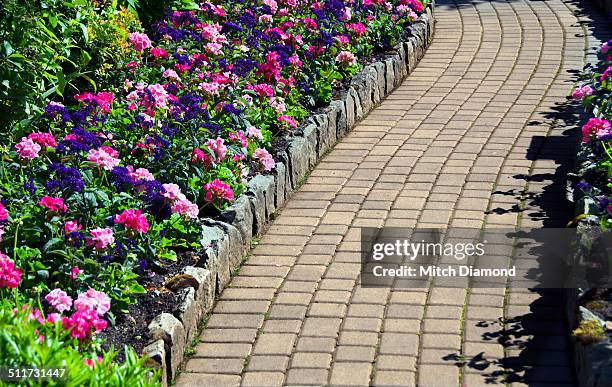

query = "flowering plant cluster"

[
  {"left": 1, "top": 0, "right": 426, "bottom": 381},
  {"left": 574, "top": 39, "right": 612, "bottom": 228}
]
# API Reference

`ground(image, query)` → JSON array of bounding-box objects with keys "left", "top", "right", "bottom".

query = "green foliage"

[
  {"left": 0, "top": 297, "right": 160, "bottom": 387},
  {"left": 572, "top": 319, "right": 606, "bottom": 345},
  {"left": 0, "top": 0, "right": 142, "bottom": 138}
]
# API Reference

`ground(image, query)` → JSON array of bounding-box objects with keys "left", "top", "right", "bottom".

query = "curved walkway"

[{"left": 178, "top": 0, "right": 611, "bottom": 386}]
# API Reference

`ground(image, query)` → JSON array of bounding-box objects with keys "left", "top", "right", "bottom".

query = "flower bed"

[
  {"left": 568, "top": 38, "right": 612, "bottom": 387},
  {"left": 0, "top": 0, "right": 433, "bottom": 384}
]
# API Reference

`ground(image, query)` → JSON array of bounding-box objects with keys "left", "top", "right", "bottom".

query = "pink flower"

[
  {"left": 171, "top": 199, "right": 199, "bottom": 219},
  {"left": 45, "top": 289, "right": 73, "bottom": 313},
  {"left": 129, "top": 167, "right": 155, "bottom": 181},
  {"left": 246, "top": 127, "right": 264, "bottom": 140},
  {"left": 28, "top": 132, "right": 57, "bottom": 147},
  {"left": 39, "top": 196, "right": 67, "bottom": 213},
  {"left": 74, "top": 288, "right": 111, "bottom": 316},
  {"left": 346, "top": 22, "right": 366, "bottom": 36},
  {"left": 70, "top": 267, "right": 83, "bottom": 280},
  {"left": 15, "top": 137, "right": 41, "bottom": 160},
  {"left": 47, "top": 313, "right": 62, "bottom": 323},
  {"left": 205, "top": 137, "right": 228, "bottom": 161},
  {"left": 61, "top": 308, "right": 108, "bottom": 339},
  {"left": 0, "top": 252, "right": 22, "bottom": 289},
  {"left": 90, "top": 227, "right": 114, "bottom": 250},
  {"left": 199, "top": 81, "right": 223, "bottom": 96},
  {"left": 253, "top": 148, "right": 276, "bottom": 171},
  {"left": 572, "top": 85, "right": 594, "bottom": 100},
  {"left": 0, "top": 203, "right": 7, "bottom": 221},
  {"left": 147, "top": 84, "right": 170, "bottom": 109},
  {"left": 601, "top": 66, "right": 612, "bottom": 82},
  {"left": 87, "top": 148, "right": 120, "bottom": 171},
  {"left": 64, "top": 220, "right": 82, "bottom": 233},
  {"left": 95, "top": 92, "right": 115, "bottom": 113},
  {"left": 262, "top": 0, "right": 278, "bottom": 13},
  {"left": 151, "top": 47, "right": 169, "bottom": 58},
  {"left": 163, "top": 69, "right": 181, "bottom": 81},
  {"left": 162, "top": 183, "right": 186, "bottom": 201},
  {"left": 204, "top": 179, "right": 234, "bottom": 203},
  {"left": 278, "top": 115, "right": 298, "bottom": 128},
  {"left": 192, "top": 148, "right": 212, "bottom": 166},
  {"left": 582, "top": 118, "right": 611, "bottom": 142},
  {"left": 252, "top": 84, "right": 274, "bottom": 98},
  {"left": 129, "top": 32, "right": 152, "bottom": 52},
  {"left": 601, "top": 41, "right": 610, "bottom": 54},
  {"left": 336, "top": 50, "right": 357, "bottom": 65},
  {"left": 115, "top": 209, "right": 149, "bottom": 233},
  {"left": 205, "top": 42, "right": 223, "bottom": 55}
]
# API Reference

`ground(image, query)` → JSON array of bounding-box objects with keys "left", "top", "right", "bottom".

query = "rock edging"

[{"left": 142, "top": 2, "right": 436, "bottom": 384}]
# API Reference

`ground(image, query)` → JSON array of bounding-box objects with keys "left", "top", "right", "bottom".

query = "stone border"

[{"left": 142, "top": 2, "right": 436, "bottom": 384}]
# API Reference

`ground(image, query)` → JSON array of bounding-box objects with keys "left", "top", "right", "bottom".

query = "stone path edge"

[{"left": 141, "top": 2, "right": 436, "bottom": 385}]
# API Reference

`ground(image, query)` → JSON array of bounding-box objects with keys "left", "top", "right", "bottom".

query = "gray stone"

[
  {"left": 364, "top": 65, "right": 381, "bottom": 106},
  {"left": 246, "top": 180, "right": 266, "bottom": 236},
  {"left": 325, "top": 104, "right": 339, "bottom": 146},
  {"left": 148, "top": 313, "right": 186, "bottom": 380},
  {"left": 200, "top": 223, "right": 231, "bottom": 289},
  {"left": 220, "top": 195, "right": 253, "bottom": 244},
  {"left": 343, "top": 87, "right": 359, "bottom": 129},
  {"left": 142, "top": 340, "right": 167, "bottom": 387},
  {"left": 373, "top": 61, "right": 387, "bottom": 98},
  {"left": 182, "top": 266, "right": 215, "bottom": 313},
  {"left": 392, "top": 53, "right": 404, "bottom": 88},
  {"left": 331, "top": 100, "right": 347, "bottom": 138},
  {"left": 274, "top": 161, "right": 286, "bottom": 209},
  {"left": 175, "top": 287, "right": 198, "bottom": 347},
  {"left": 287, "top": 135, "right": 310, "bottom": 189},
  {"left": 351, "top": 72, "right": 373, "bottom": 116},
  {"left": 427, "top": 8, "right": 435, "bottom": 44},
  {"left": 385, "top": 58, "right": 396, "bottom": 94},
  {"left": 248, "top": 174, "right": 276, "bottom": 230},
  {"left": 313, "top": 113, "right": 330, "bottom": 157},
  {"left": 404, "top": 40, "right": 416, "bottom": 74},
  {"left": 211, "top": 220, "right": 245, "bottom": 269},
  {"left": 302, "top": 122, "right": 318, "bottom": 168}
]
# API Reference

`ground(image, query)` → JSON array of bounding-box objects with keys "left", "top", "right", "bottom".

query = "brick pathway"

[{"left": 177, "top": 0, "right": 611, "bottom": 386}]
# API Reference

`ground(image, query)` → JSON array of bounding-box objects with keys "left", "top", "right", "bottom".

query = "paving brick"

[
  {"left": 252, "top": 333, "right": 297, "bottom": 355},
  {"left": 176, "top": 373, "right": 240, "bottom": 387},
  {"left": 241, "top": 372, "right": 285, "bottom": 386},
  {"left": 291, "top": 352, "right": 332, "bottom": 368},
  {"left": 285, "top": 368, "right": 329, "bottom": 385},
  {"left": 376, "top": 355, "right": 417, "bottom": 371},
  {"left": 247, "top": 356, "right": 290, "bottom": 372},
  {"left": 329, "top": 362, "right": 372, "bottom": 386},
  {"left": 335, "top": 346, "right": 376, "bottom": 362},
  {"left": 184, "top": 358, "right": 244, "bottom": 374},
  {"left": 379, "top": 333, "right": 419, "bottom": 355},
  {"left": 417, "top": 365, "right": 459, "bottom": 386},
  {"left": 374, "top": 370, "right": 416, "bottom": 386}
]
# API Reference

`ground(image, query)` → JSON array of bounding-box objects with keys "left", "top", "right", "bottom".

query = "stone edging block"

[{"left": 142, "top": 1, "right": 436, "bottom": 383}]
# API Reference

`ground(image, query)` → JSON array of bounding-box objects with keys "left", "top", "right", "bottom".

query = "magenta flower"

[
  {"left": 64, "top": 220, "right": 82, "bottom": 233},
  {"left": 70, "top": 267, "right": 83, "bottom": 280},
  {"left": 0, "top": 202, "right": 7, "bottom": 221},
  {"left": 0, "top": 252, "right": 22, "bottom": 289},
  {"left": 582, "top": 118, "right": 611, "bottom": 142},
  {"left": 28, "top": 132, "right": 57, "bottom": 147},
  {"left": 572, "top": 85, "right": 593, "bottom": 100},
  {"left": 15, "top": 137, "right": 41, "bottom": 160},
  {"left": 115, "top": 209, "right": 150, "bottom": 233},
  {"left": 171, "top": 199, "right": 199, "bottom": 219},
  {"left": 61, "top": 308, "right": 108, "bottom": 339},
  {"left": 204, "top": 179, "right": 234, "bottom": 203},
  {"left": 45, "top": 289, "right": 73, "bottom": 313},
  {"left": 150, "top": 47, "right": 169, "bottom": 59},
  {"left": 39, "top": 196, "right": 67, "bottom": 213},
  {"left": 278, "top": 115, "right": 298, "bottom": 128}
]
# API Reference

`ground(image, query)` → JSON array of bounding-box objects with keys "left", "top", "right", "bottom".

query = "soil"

[{"left": 99, "top": 251, "right": 199, "bottom": 361}]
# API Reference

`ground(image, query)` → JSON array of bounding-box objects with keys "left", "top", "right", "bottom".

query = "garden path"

[{"left": 178, "top": 0, "right": 611, "bottom": 385}]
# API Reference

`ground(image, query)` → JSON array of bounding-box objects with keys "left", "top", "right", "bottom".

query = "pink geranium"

[
  {"left": 582, "top": 118, "right": 611, "bottom": 142},
  {"left": 572, "top": 85, "right": 594, "bottom": 100},
  {"left": 129, "top": 32, "right": 152, "bottom": 52},
  {"left": 15, "top": 137, "right": 41, "bottom": 160},
  {"left": 115, "top": 209, "right": 149, "bottom": 233},
  {"left": 278, "top": 115, "right": 298, "bottom": 128},
  {"left": 90, "top": 227, "right": 114, "bottom": 249},
  {"left": 171, "top": 199, "right": 199, "bottom": 219},
  {"left": 28, "top": 132, "right": 57, "bottom": 147},
  {"left": 70, "top": 267, "right": 84, "bottom": 280},
  {"left": 246, "top": 127, "right": 264, "bottom": 140},
  {"left": 74, "top": 288, "right": 111, "bottom": 316},
  {"left": 0, "top": 203, "right": 7, "bottom": 221},
  {"left": 346, "top": 22, "right": 366, "bottom": 36},
  {"left": 61, "top": 308, "right": 108, "bottom": 339},
  {"left": 204, "top": 179, "right": 234, "bottom": 203},
  {"left": 336, "top": 50, "right": 357, "bottom": 65},
  {"left": 39, "top": 196, "right": 67, "bottom": 213},
  {"left": 162, "top": 183, "right": 186, "bottom": 201},
  {"left": 253, "top": 148, "right": 276, "bottom": 171},
  {"left": 45, "top": 289, "right": 73, "bottom": 313},
  {"left": 128, "top": 167, "right": 155, "bottom": 181},
  {"left": 0, "top": 252, "right": 22, "bottom": 289},
  {"left": 64, "top": 220, "right": 82, "bottom": 233},
  {"left": 151, "top": 47, "right": 169, "bottom": 58},
  {"left": 87, "top": 148, "right": 120, "bottom": 171},
  {"left": 205, "top": 137, "right": 228, "bottom": 161}
]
